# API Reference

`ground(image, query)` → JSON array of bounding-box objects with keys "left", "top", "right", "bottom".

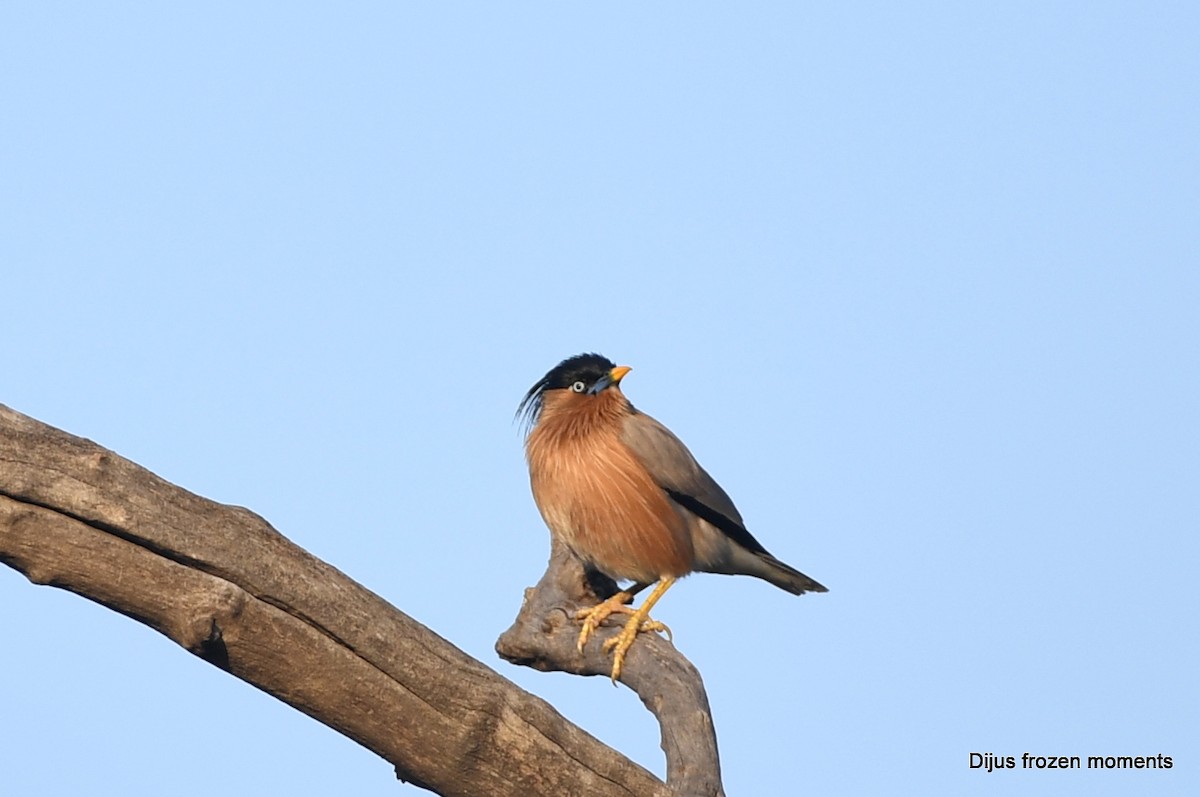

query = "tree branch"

[
  {"left": 497, "top": 543, "right": 724, "bottom": 797},
  {"left": 0, "top": 405, "right": 724, "bottom": 796}
]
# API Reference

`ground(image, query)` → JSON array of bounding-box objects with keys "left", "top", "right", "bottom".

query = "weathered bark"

[
  {"left": 497, "top": 543, "right": 724, "bottom": 797},
  {"left": 0, "top": 404, "right": 724, "bottom": 797}
]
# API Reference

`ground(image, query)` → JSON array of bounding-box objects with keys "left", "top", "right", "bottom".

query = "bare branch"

[
  {"left": 497, "top": 542, "right": 725, "bottom": 797},
  {"left": 0, "top": 404, "right": 683, "bottom": 797}
]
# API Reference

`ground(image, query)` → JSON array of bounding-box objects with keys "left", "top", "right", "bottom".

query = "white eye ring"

[{"left": 571, "top": 381, "right": 587, "bottom": 393}]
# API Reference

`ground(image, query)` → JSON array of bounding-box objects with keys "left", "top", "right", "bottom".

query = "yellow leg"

[
  {"left": 597, "top": 577, "right": 676, "bottom": 682},
  {"left": 575, "top": 590, "right": 637, "bottom": 653}
]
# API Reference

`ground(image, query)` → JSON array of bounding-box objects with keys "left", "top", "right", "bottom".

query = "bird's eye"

[{"left": 571, "top": 381, "right": 587, "bottom": 393}]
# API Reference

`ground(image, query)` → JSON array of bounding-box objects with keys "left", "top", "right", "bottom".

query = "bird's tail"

[{"left": 755, "top": 553, "right": 828, "bottom": 595}]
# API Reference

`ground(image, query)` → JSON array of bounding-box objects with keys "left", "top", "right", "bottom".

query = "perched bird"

[{"left": 518, "top": 352, "right": 826, "bottom": 680}]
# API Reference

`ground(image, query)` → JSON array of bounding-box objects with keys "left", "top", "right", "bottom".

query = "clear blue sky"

[{"left": 2, "top": 4, "right": 1196, "bottom": 796}]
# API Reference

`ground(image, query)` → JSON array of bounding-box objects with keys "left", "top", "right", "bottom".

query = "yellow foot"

[
  {"left": 574, "top": 592, "right": 636, "bottom": 653},
  {"left": 602, "top": 613, "right": 672, "bottom": 681},
  {"left": 575, "top": 577, "right": 678, "bottom": 682}
]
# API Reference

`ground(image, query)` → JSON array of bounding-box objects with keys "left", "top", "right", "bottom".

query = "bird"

[{"left": 517, "top": 352, "right": 827, "bottom": 681}]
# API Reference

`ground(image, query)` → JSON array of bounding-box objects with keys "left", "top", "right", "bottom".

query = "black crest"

[{"left": 517, "top": 352, "right": 617, "bottom": 429}]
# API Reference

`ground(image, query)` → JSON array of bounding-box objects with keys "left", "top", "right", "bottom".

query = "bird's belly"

[{"left": 531, "top": 455, "right": 694, "bottom": 584}]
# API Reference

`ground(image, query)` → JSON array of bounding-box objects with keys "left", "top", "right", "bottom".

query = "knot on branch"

[{"left": 496, "top": 541, "right": 726, "bottom": 797}]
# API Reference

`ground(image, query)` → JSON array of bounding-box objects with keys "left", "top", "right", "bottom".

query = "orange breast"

[{"left": 526, "top": 399, "right": 694, "bottom": 584}]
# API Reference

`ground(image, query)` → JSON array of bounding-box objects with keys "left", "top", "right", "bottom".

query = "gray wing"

[
  {"left": 620, "top": 410, "right": 770, "bottom": 557},
  {"left": 622, "top": 409, "right": 828, "bottom": 595}
]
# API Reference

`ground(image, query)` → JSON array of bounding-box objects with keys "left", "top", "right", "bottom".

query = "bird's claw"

[
  {"left": 600, "top": 615, "right": 671, "bottom": 682},
  {"left": 575, "top": 578, "right": 677, "bottom": 682},
  {"left": 574, "top": 592, "right": 635, "bottom": 653}
]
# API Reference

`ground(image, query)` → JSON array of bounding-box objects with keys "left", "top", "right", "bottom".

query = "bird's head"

[{"left": 517, "top": 352, "right": 632, "bottom": 431}]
